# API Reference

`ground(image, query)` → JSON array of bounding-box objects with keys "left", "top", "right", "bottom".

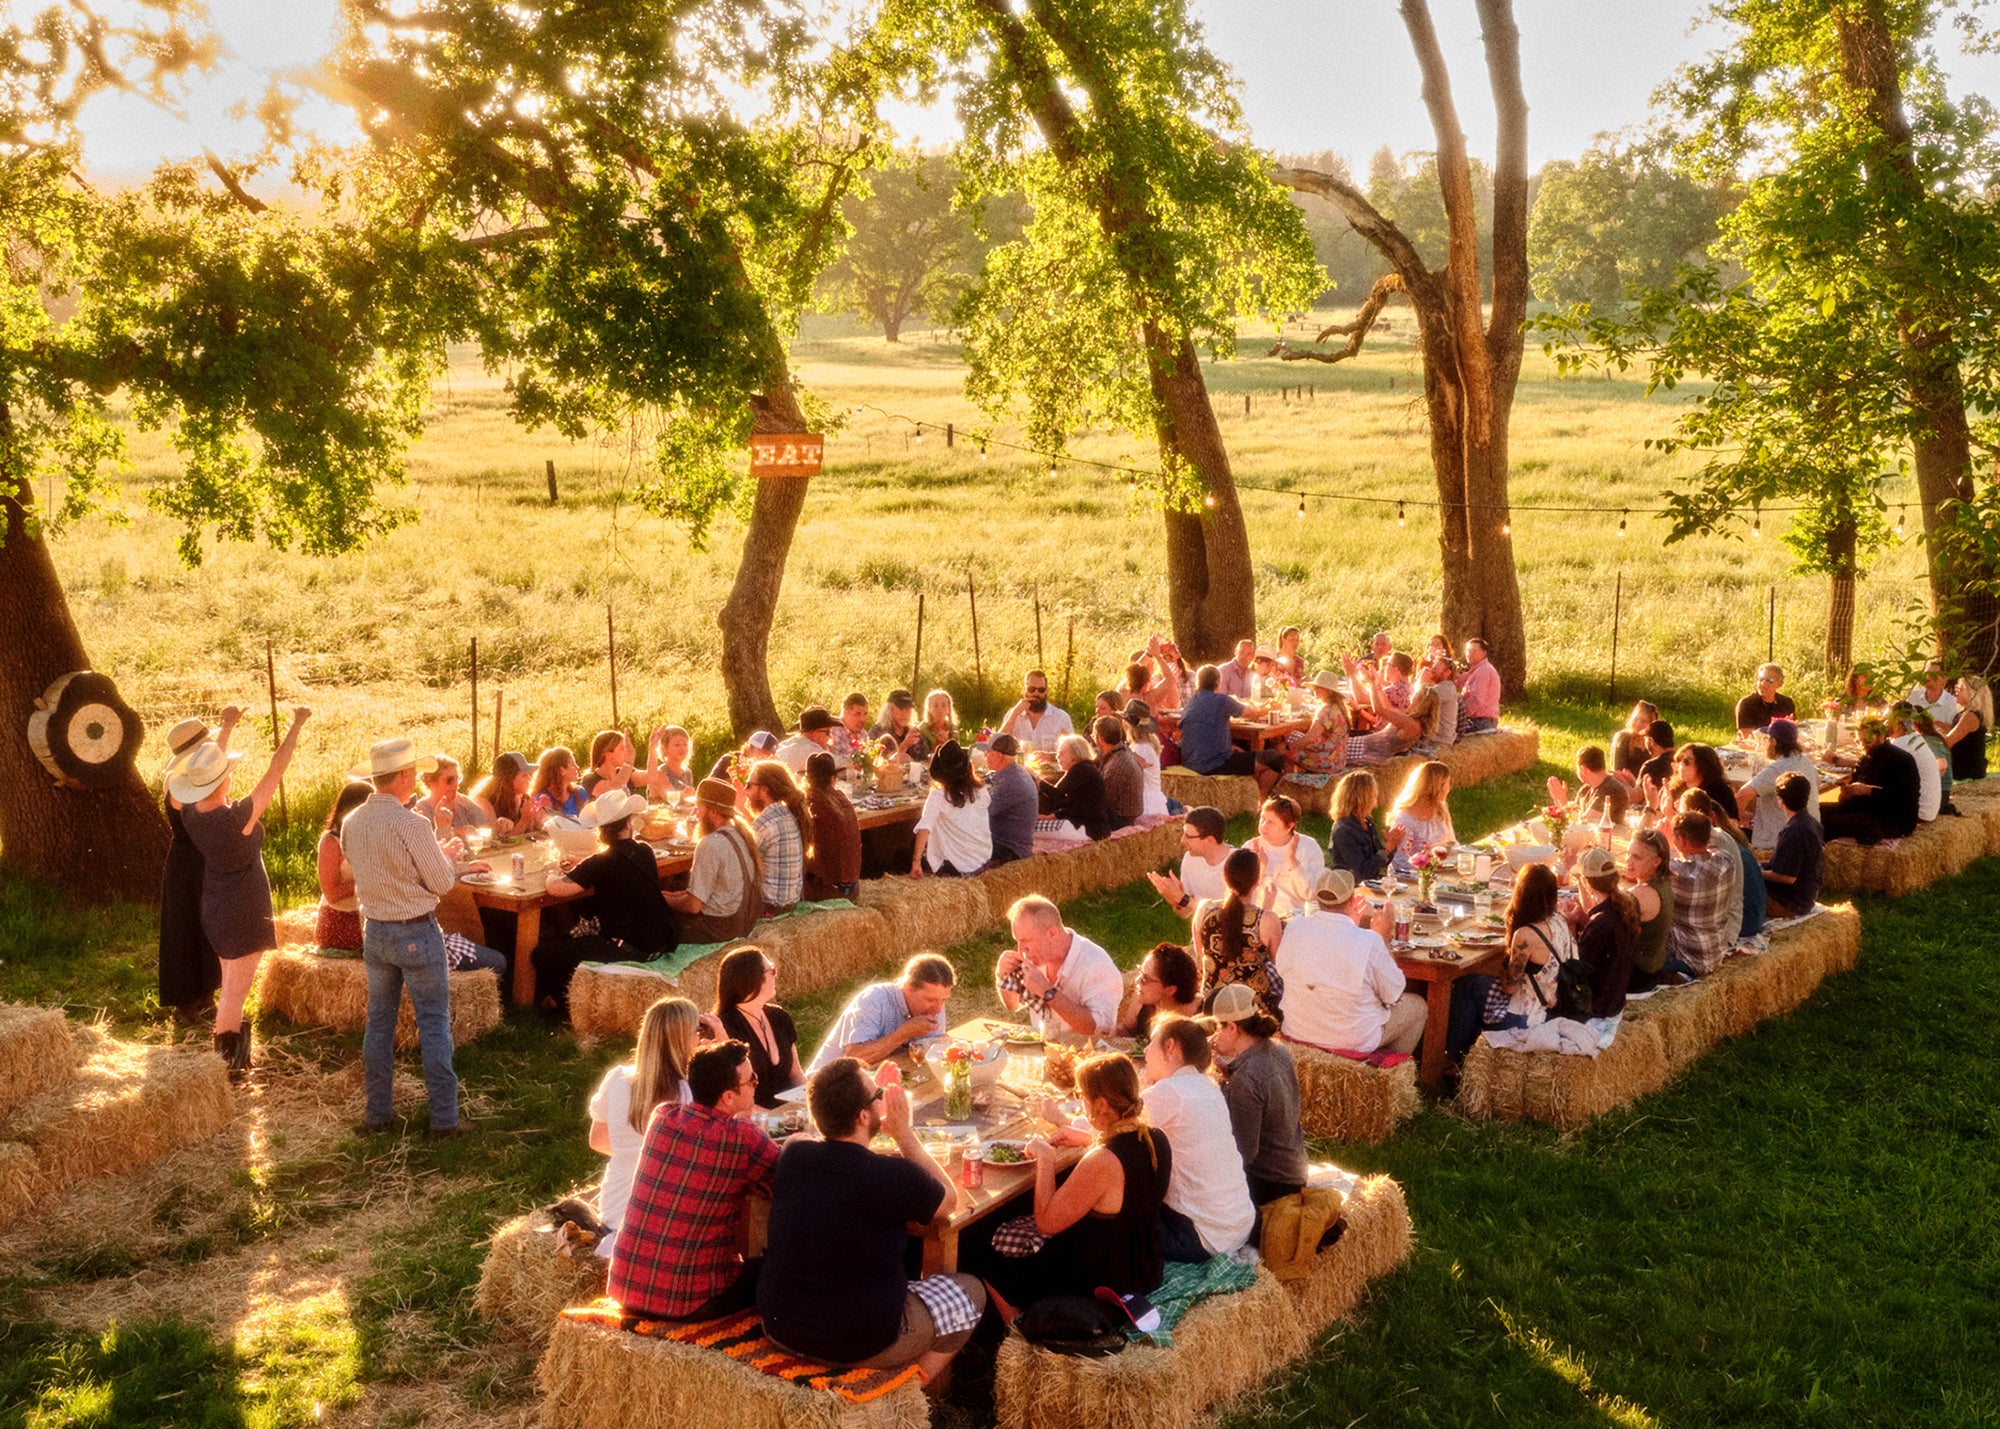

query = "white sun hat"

[
  {"left": 580, "top": 789, "right": 650, "bottom": 829},
  {"left": 349, "top": 738, "right": 440, "bottom": 781},
  {"left": 166, "top": 741, "right": 243, "bottom": 805}
]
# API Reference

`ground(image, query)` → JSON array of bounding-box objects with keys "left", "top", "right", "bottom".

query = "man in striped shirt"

[{"left": 343, "top": 738, "right": 471, "bottom": 1138}]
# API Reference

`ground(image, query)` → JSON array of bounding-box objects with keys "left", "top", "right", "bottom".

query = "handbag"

[
  {"left": 1522, "top": 922, "right": 1596, "bottom": 1023},
  {"left": 1014, "top": 1294, "right": 1129, "bottom": 1357}
]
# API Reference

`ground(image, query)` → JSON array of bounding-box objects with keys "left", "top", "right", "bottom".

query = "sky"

[{"left": 71, "top": 0, "right": 2000, "bottom": 176}]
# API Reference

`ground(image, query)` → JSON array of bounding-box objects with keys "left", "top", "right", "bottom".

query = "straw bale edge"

[
  {"left": 475, "top": 1211, "right": 609, "bottom": 1342},
  {"left": 1290, "top": 1045, "right": 1419, "bottom": 1145},
  {"left": 0, "top": 1005, "right": 78, "bottom": 1118},
  {"left": 1285, "top": 1173, "right": 1414, "bottom": 1337},
  {"left": 255, "top": 949, "right": 500, "bottom": 1049}
]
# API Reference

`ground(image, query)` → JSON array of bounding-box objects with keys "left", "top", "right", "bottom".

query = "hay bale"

[
  {"left": 1458, "top": 905, "right": 1862, "bottom": 1128},
  {"left": 1285, "top": 1173, "right": 1414, "bottom": 1337},
  {"left": 978, "top": 851, "right": 1086, "bottom": 915},
  {"left": 1439, "top": 726, "right": 1540, "bottom": 788},
  {"left": 255, "top": 947, "right": 502, "bottom": 1049},
  {"left": 538, "top": 1313, "right": 932, "bottom": 1429},
  {"left": 1158, "top": 768, "right": 1260, "bottom": 818},
  {"left": 0, "top": 1005, "right": 77, "bottom": 1118},
  {"left": 272, "top": 905, "right": 319, "bottom": 946},
  {"left": 1091, "top": 822, "right": 1185, "bottom": 892},
  {"left": 1822, "top": 815, "right": 1987, "bottom": 896},
  {"left": 476, "top": 1210, "right": 611, "bottom": 1342},
  {"left": 1288, "top": 1044, "right": 1419, "bottom": 1145},
  {"left": 569, "top": 966, "right": 675, "bottom": 1040},
  {"left": 0, "top": 1026, "right": 234, "bottom": 1226},
  {"left": 752, "top": 906, "right": 897, "bottom": 1003},
  {"left": 1948, "top": 780, "right": 2000, "bottom": 855},
  {"left": 856, "top": 876, "right": 991, "bottom": 954},
  {"left": 994, "top": 1265, "right": 1308, "bottom": 1429}
]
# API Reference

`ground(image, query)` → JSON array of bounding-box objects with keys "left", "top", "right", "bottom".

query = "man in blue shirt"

[
  {"left": 806, "top": 954, "right": 956, "bottom": 1071},
  {"left": 1178, "top": 665, "right": 1283, "bottom": 794},
  {"left": 982, "top": 733, "right": 1039, "bottom": 864}
]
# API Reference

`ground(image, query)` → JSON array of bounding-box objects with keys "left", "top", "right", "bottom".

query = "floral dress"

[
  {"left": 1285, "top": 703, "right": 1350, "bottom": 774},
  {"left": 1193, "top": 900, "right": 1285, "bottom": 1023}
]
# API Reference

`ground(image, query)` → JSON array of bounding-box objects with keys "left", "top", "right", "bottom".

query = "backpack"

[
  {"left": 1524, "top": 924, "right": 1596, "bottom": 1023},
  {"left": 1014, "top": 1294, "right": 1129, "bottom": 1357}
]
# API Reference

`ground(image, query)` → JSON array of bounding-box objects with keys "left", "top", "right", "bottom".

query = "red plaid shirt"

[{"left": 608, "top": 1101, "right": 780, "bottom": 1317}]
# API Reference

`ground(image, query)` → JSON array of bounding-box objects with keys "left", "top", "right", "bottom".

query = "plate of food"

[
  {"left": 980, "top": 1139, "right": 1037, "bottom": 1167},
  {"left": 998, "top": 1026, "right": 1043, "bottom": 1047},
  {"left": 1456, "top": 931, "right": 1504, "bottom": 948}
]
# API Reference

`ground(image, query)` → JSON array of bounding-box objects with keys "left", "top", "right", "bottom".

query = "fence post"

[
  {"left": 469, "top": 635, "right": 479, "bottom": 778},
  {"left": 1034, "top": 589, "right": 1045, "bottom": 668},
  {"left": 1608, "top": 572, "right": 1622, "bottom": 704},
  {"left": 607, "top": 604, "right": 619, "bottom": 730},
  {"left": 912, "top": 592, "right": 925, "bottom": 694},
  {"left": 546, "top": 459, "right": 558, "bottom": 504},
  {"left": 265, "top": 639, "right": 287, "bottom": 826},
  {"left": 1768, "top": 586, "right": 1776, "bottom": 663},
  {"left": 968, "top": 574, "right": 983, "bottom": 706},
  {"left": 1061, "top": 615, "right": 1076, "bottom": 706}
]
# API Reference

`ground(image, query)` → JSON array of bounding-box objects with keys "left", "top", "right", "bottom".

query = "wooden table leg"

[
  {"left": 1418, "top": 976, "right": 1453, "bottom": 1090},
  {"left": 509, "top": 906, "right": 542, "bottom": 1007},
  {"left": 922, "top": 1225, "right": 959, "bottom": 1276}
]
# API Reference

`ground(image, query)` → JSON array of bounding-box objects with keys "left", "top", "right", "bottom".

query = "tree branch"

[
  {"left": 203, "top": 150, "right": 266, "bottom": 213},
  {"left": 1478, "top": 0, "right": 1530, "bottom": 349},
  {"left": 459, "top": 225, "right": 553, "bottom": 251},
  {"left": 1269, "top": 163, "right": 1432, "bottom": 285},
  {"left": 1268, "top": 273, "right": 1407, "bottom": 363}
]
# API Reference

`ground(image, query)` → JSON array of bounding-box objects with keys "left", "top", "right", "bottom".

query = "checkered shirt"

[
  {"left": 754, "top": 803, "right": 804, "bottom": 906},
  {"left": 608, "top": 1102, "right": 780, "bottom": 1318},
  {"left": 1667, "top": 839, "right": 1741, "bottom": 977}
]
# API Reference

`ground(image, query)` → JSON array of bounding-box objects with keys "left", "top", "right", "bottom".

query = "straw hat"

[
  {"left": 696, "top": 777, "right": 737, "bottom": 812},
  {"left": 349, "top": 738, "right": 439, "bottom": 781},
  {"left": 581, "top": 789, "right": 649, "bottom": 828},
  {"left": 162, "top": 717, "right": 211, "bottom": 778},
  {"left": 1308, "top": 669, "right": 1343, "bottom": 695},
  {"left": 166, "top": 742, "right": 242, "bottom": 805}
]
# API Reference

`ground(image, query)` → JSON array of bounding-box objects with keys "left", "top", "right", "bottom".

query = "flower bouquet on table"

[
  {"left": 941, "top": 1044, "right": 974, "bottom": 1120},
  {"left": 1538, "top": 801, "right": 1570, "bottom": 847},
  {"left": 1409, "top": 849, "right": 1436, "bottom": 908}
]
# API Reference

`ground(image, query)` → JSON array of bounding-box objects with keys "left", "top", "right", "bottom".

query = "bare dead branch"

[
  {"left": 1268, "top": 273, "right": 1407, "bottom": 363},
  {"left": 202, "top": 150, "right": 266, "bottom": 213},
  {"left": 459, "top": 225, "right": 553, "bottom": 251}
]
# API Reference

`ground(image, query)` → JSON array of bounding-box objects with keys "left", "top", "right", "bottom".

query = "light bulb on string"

[
  {"left": 911, "top": 428, "right": 923, "bottom": 445},
  {"left": 1203, "top": 493, "right": 1217, "bottom": 509},
  {"left": 1897, "top": 505, "right": 1906, "bottom": 536},
  {"left": 1297, "top": 496, "right": 1307, "bottom": 519},
  {"left": 1752, "top": 509, "right": 1762, "bottom": 538},
  {"left": 1046, "top": 456, "right": 1058, "bottom": 480},
  {"left": 1617, "top": 510, "right": 1628, "bottom": 537},
  {"left": 1397, "top": 502, "right": 1407, "bottom": 528},
  {"left": 1500, "top": 517, "right": 1511, "bottom": 537}
]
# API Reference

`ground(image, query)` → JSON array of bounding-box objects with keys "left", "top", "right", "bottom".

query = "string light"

[
  {"left": 911, "top": 428, "right": 923, "bottom": 445},
  {"left": 1046, "top": 457, "right": 1058, "bottom": 480},
  {"left": 1397, "top": 502, "right": 1406, "bottom": 528},
  {"left": 1203, "top": 493, "right": 1217, "bottom": 509},
  {"left": 978, "top": 442, "right": 988, "bottom": 461},
  {"left": 1617, "top": 510, "right": 1628, "bottom": 537},
  {"left": 1752, "top": 508, "right": 1762, "bottom": 538},
  {"left": 1500, "top": 518, "right": 1511, "bottom": 537},
  {"left": 1297, "top": 496, "right": 1307, "bottom": 519},
  {"left": 1897, "top": 505, "right": 1906, "bottom": 535}
]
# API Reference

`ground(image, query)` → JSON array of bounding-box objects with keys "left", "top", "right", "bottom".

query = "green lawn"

[{"left": 5, "top": 690, "right": 1996, "bottom": 1427}]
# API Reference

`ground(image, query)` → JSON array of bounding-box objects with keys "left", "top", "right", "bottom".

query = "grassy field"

[{"left": 0, "top": 321, "right": 1968, "bottom": 1428}]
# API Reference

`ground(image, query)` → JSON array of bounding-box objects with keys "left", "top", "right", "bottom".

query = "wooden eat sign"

[{"left": 748, "top": 434, "right": 824, "bottom": 478}]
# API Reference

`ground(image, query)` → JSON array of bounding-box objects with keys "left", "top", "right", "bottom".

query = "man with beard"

[{"left": 999, "top": 669, "right": 1075, "bottom": 754}]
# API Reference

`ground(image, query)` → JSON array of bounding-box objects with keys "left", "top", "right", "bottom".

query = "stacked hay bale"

[
  {"left": 1949, "top": 780, "right": 2000, "bottom": 855},
  {"left": 1284, "top": 1173, "right": 1414, "bottom": 1337},
  {"left": 568, "top": 967, "right": 672, "bottom": 1040},
  {"left": 539, "top": 1314, "right": 932, "bottom": 1429},
  {"left": 256, "top": 949, "right": 502, "bottom": 1048},
  {"left": 1282, "top": 727, "right": 1543, "bottom": 816},
  {"left": 1457, "top": 905, "right": 1862, "bottom": 1129},
  {"left": 0, "top": 1005, "right": 78, "bottom": 1116},
  {"left": 856, "top": 875, "right": 992, "bottom": 954},
  {"left": 476, "top": 1208, "right": 611, "bottom": 1342},
  {"left": 1158, "top": 768, "right": 1260, "bottom": 817},
  {"left": 675, "top": 906, "right": 896, "bottom": 1012},
  {"left": 1289, "top": 1044, "right": 1420, "bottom": 1145},
  {"left": 1822, "top": 816, "right": 1988, "bottom": 896},
  {"left": 994, "top": 1266, "right": 1309, "bottom": 1429},
  {"left": 0, "top": 1018, "right": 234, "bottom": 1225}
]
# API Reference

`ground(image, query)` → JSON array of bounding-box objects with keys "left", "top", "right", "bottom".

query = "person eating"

[{"left": 999, "top": 669, "right": 1074, "bottom": 753}]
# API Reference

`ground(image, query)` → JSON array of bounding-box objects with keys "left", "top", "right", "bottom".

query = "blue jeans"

[
  {"left": 1159, "top": 1204, "right": 1211, "bottom": 1263},
  {"left": 363, "top": 915, "right": 459, "bottom": 1129}
]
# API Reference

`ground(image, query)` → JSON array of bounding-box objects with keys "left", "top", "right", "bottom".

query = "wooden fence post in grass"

[
  {"left": 1243, "top": 393, "right": 1250, "bottom": 418},
  {"left": 1034, "top": 589, "right": 1045, "bottom": 668},
  {"left": 546, "top": 459, "right": 559, "bottom": 504},
  {"left": 912, "top": 592, "right": 925, "bottom": 693},
  {"left": 1768, "top": 586, "right": 1776, "bottom": 663},
  {"left": 265, "top": 638, "right": 287, "bottom": 827},
  {"left": 1061, "top": 615, "right": 1076, "bottom": 706},
  {"left": 494, "top": 689, "right": 504, "bottom": 764},
  {"left": 968, "top": 573, "right": 983, "bottom": 706},
  {"left": 1608, "top": 571, "right": 1622, "bottom": 704},
  {"left": 607, "top": 604, "right": 619, "bottom": 730},
  {"left": 946, "top": 422, "right": 954, "bottom": 449},
  {"left": 469, "top": 635, "right": 480, "bottom": 778}
]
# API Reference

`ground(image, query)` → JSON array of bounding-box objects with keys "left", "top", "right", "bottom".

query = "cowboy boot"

[{"left": 213, "top": 1028, "right": 240, "bottom": 1071}]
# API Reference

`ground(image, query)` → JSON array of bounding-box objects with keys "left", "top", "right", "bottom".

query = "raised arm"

[
  {"left": 244, "top": 708, "right": 310, "bottom": 830},
  {"left": 212, "top": 705, "right": 245, "bottom": 754}
]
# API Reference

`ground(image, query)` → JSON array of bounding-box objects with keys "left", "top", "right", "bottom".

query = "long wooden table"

[
  {"left": 468, "top": 795, "right": 928, "bottom": 1005},
  {"left": 1394, "top": 937, "right": 1507, "bottom": 1090},
  {"left": 1154, "top": 710, "right": 1311, "bottom": 752}
]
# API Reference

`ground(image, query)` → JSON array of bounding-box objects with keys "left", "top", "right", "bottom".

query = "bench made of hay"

[
  {"left": 477, "top": 1207, "right": 611, "bottom": 1342},
  {"left": 0, "top": 1005, "right": 78, "bottom": 1118},
  {"left": 1821, "top": 814, "right": 1989, "bottom": 897},
  {"left": 1163, "top": 726, "right": 1542, "bottom": 820},
  {"left": 1283, "top": 1172, "right": 1414, "bottom": 1339},
  {"left": 1287, "top": 1043, "right": 1420, "bottom": 1145},
  {"left": 0, "top": 1023, "right": 234, "bottom": 1226},
  {"left": 256, "top": 947, "right": 502, "bottom": 1048},
  {"left": 1949, "top": 779, "right": 2000, "bottom": 858},
  {"left": 1456, "top": 904, "right": 1862, "bottom": 1130},
  {"left": 539, "top": 1304, "right": 931, "bottom": 1429}
]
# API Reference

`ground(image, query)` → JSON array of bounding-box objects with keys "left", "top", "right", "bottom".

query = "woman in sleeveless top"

[
  {"left": 972, "top": 1054, "right": 1172, "bottom": 1314},
  {"left": 1192, "top": 848, "right": 1285, "bottom": 1022},
  {"left": 1943, "top": 676, "right": 1990, "bottom": 782},
  {"left": 712, "top": 947, "right": 801, "bottom": 1107},
  {"left": 1448, "top": 864, "right": 1569, "bottom": 1059},
  {"left": 1621, "top": 828, "right": 1675, "bottom": 988},
  {"left": 314, "top": 781, "right": 372, "bottom": 952},
  {"left": 158, "top": 712, "right": 239, "bottom": 1018}
]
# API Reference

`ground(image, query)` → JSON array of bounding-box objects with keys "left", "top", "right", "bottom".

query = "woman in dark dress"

[
  {"left": 158, "top": 711, "right": 239, "bottom": 1019},
  {"left": 1943, "top": 676, "right": 1990, "bottom": 782},
  {"left": 713, "top": 945, "right": 802, "bottom": 1108},
  {"left": 172, "top": 706, "right": 309, "bottom": 1078},
  {"left": 1044, "top": 734, "right": 1111, "bottom": 840},
  {"left": 538, "top": 790, "right": 677, "bottom": 1014},
  {"left": 975, "top": 1053, "right": 1171, "bottom": 1316}
]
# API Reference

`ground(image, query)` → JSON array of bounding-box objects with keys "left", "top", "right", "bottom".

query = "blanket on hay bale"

[
  {"left": 0, "top": 1005, "right": 78, "bottom": 1118},
  {"left": 1286, "top": 1043, "right": 1420, "bottom": 1145},
  {"left": 1456, "top": 904, "right": 1861, "bottom": 1129},
  {"left": 1822, "top": 814, "right": 1988, "bottom": 896},
  {"left": 0, "top": 1024, "right": 234, "bottom": 1226},
  {"left": 1286, "top": 1172, "right": 1414, "bottom": 1338},
  {"left": 538, "top": 1307, "right": 930, "bottom": 1429},
  {"left": 994, "top": 1264, "right": 1308, "bottom": 1429},
  {"left": 256, "top": 947, "right": 502, "bottom": 1049},
  {"left": 476, "top": 1209, "right": 611, "bottom": 1342}
]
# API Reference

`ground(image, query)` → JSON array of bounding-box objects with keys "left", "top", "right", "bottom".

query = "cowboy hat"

[
  {"left": 349, "top": 738, "right": 439, "bottom": 781},
  {"left": 162, "top": 717, "right": 212, "bottom": 778},
  {"left": 581, "top": 789, "right": 650, "bottom": 829},
  {"left": 166, "top": 742, "right": 243, "bottom": 805}
]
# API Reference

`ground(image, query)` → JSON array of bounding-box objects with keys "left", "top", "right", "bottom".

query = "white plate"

[{"left": 980, "top": 1139, "right": 1036, "bottom": 1167}]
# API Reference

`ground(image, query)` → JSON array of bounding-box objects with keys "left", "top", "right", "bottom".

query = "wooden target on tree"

[{"left": 27, "top": 672, "right": 143, "bottom": 789}]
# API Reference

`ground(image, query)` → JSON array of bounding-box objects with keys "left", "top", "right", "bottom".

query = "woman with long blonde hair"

[
  {"left": 1943, "top": 675, "right": 1992, "bottom": 782},
  {"left": 588, "top": 996, "right": 706, "bottom": 1256},
  {"left": 1387, "top": 760, "right": 1455, "bottom": 876},
  {"left": 531, "top": 746, "right": 587, "bottom": 819}
]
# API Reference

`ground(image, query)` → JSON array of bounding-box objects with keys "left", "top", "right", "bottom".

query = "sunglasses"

[{"left": 870, "top": 1087, "right": 885, "bottom": 1104}]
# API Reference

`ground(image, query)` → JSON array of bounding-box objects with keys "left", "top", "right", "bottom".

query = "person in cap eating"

[
  {"left": 665, "top": 779, "right": 766, "bottom": 943},
  {"left": 535, "top": 789, "right": 679, "bottom": 1015},
  {"left": 342, "top": 735, "right": 472, "bottom": 1137},
  {"left": 158, "top": 708, "right": 243, "bottom": 1022},
  {"left": 870, "top": 688, "right": 923, "bottom": 761},
  {"left": 774, "top": 707, "right": 838, "bottom": 779}
]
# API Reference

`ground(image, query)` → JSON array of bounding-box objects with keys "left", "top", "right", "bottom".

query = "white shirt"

[
  {"left": 915, "top": 784, "right": 994, "bottom": 872},
  {"left": 1178, "top": 849, "right": 1230, "bottom": 908},
  {"left": 1032, "top": 932, "right": 1123, "bottom": 1036},
  {"left": 1908, "top": 685, "right": 1961, "bottom": 727},
  {"left": 1004, "top": 705, "right": 1074, "bottom": 753},
  {"left": 773, "top": 733, "right": 824, "bottom": 779},
  {"left": 1744, "top": 753, "right": 1822, "bottom": 849},
  {"left": 1894, "top": 732, "right": 1942, "bottom": 822},
  {"left": 1142, "top": 1066, "right": 1256, "bottom": 1256},
  {"left": 1274, "top": 909, "right": 1407, "bottom": 1053},
  {"left": 1133, "top": 742, "right": 1169, "bottom": 819},
  {"left": 1247, "top": 832, "right": 1326, "bottom": 918},
  {"left": 588, "top": 1064, "right": 691, "bottom": 1256}
]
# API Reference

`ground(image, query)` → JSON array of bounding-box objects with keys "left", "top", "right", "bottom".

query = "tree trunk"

[
  {"left": 0, "top": 463, "right": 170, "bottom": 903},
  {"left": 1835, "top": 7, "right": 2000, "bottom": 671},
  {"left": 716, "top": 346, "right": 811, "bottom": 738},
  {"left": 1150, "top": 328, "right": 1256, "bottom": 661},
  {"left": 1825, "top": 514, "right": 1859, "bottom": 676}
]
